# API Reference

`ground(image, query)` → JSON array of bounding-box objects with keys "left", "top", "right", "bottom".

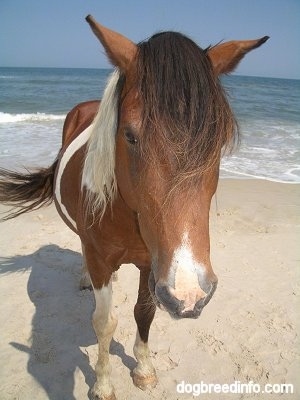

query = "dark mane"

[{"left": 136, "top": 31, "right": 238, "bottom": 188}]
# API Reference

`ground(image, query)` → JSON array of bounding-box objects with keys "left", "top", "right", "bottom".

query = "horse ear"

[
  {"left": 207, "top": 36, "right": 269, "bottom": 75},
  {"left": 86, "top": 15, "right": 137, "bottom": 72}
]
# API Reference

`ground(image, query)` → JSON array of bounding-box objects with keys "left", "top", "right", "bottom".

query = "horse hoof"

[
  {"left": 80, "top": 270, "right": 93, "bottom": 291},
  {"left": 91, "top": 382, "right": 116, "bottom": 400},
  {"left": 92, "top": 390, "right": 117, "bottom": 400},
  {"left": 132, "top": 371, "right": 158, "bottom": 390},
  {"left": 94, "top": 395, "right": 116, "bottom": 400},
  {"left": 79, "top": 274, "right": 93, "bottom": 291},
  {"left": 79, "top": 283, "right": 93, "bottom": 291}
]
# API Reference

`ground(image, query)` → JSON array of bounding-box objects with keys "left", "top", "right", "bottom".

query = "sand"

[{"left": 0, "top": 179, "right": 299, "bottom": 400}]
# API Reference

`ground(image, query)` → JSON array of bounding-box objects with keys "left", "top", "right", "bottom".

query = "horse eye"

[{"left": 125, "top": 130, "right": 138, "bottom": 145}]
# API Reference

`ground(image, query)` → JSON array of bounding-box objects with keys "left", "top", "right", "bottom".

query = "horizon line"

[{"left": 0, "top": 65, "right": 299, "bottom": 81}]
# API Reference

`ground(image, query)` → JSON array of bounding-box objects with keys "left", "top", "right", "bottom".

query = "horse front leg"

[
  {"left": 92, "top": 280, "right": 117, "bottom": 400},
  {"left": 84, "top": 245, "right": 117, "bottom": 400},
  {"left": 133, "top": 268, "right": 157, "bottom": 390},
  {"left": 79, "top": 244, "right": 92, "bottom": 290}
]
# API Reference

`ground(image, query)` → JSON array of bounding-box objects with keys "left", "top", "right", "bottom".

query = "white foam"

[
  {"left": 0, "top": 112, "right": 65, "bottom": 123},
  {"left": 220, "top": 167, "right": 300, "bottom": 184}
]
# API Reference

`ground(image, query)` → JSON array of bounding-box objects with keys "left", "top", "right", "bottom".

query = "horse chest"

[{"left": 77, "top": 195, "right": 151, "bottom": 269}]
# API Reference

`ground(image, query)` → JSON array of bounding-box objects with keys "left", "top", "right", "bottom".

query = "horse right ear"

[
  {"left": 207, "top": 36, "right": 269, "bottom": 75},
  {"left": 86, "top": 15, "right": 137, "bottom": 72}
]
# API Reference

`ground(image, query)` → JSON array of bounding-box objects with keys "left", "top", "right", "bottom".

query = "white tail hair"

[{"left": 82, "top": 69, "right": 120, "bottom": 219}]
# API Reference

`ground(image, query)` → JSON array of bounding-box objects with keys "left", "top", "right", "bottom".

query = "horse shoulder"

[{"left": 62, "top": 100, "right": 100, "bottom": 147}]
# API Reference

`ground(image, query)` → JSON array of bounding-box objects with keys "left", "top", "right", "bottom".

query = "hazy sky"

[{"left": 0, "top": 0, "right": 299, "bottom": 79}]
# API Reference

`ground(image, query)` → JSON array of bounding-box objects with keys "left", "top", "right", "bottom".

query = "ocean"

[{"left": 0, "top": 67, "right": 299, "bottom": 183}]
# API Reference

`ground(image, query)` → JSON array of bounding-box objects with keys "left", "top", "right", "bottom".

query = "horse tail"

[{"left": 0, "top": 159, "right": 58, "bottom": 221}]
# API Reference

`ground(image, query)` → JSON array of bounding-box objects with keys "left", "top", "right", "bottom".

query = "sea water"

[
  {"left": 0, "top": 67, "right": 299, "bottom": 183},
  {"left": 221, "top": 75, "right": 300, "bottom": 182}
]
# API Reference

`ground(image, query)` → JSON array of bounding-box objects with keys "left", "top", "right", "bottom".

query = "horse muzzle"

[{"left": 148, "top": 270, "right": 218, "bottom": 319}]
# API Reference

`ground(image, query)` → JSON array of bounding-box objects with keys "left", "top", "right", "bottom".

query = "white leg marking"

[
  {"left": 92, "top": 281, "right": 118, "bottom": 399},
  {"left": 169, "top": 232, "right": 207, "bottom": 311},
  {"left": 55, "top": 125, "right": 93, "bottom": 230},
  {"left": 133, "top": 331, "right": 156, "bottom": 377},
  {"left": 133, "top": 331, "right": 157, "bottom": 390}
]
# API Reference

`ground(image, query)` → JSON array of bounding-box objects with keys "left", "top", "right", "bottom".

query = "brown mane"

[{"left": 135, "top": 31, "right": 239, "bottom": 189}]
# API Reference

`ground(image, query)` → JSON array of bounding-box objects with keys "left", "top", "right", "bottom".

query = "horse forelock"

[
  {"left": 82, "top": 69, "right": 122, "bottom": 220},
  {"left": 136, "top": 31, "right": 239, "bottom": 189}
]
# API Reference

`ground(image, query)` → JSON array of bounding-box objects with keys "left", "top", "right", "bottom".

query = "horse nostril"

[
  {"left": 155, "top": 284, "right": 182, "bottom": 315},
  {"left": 196, "top": 279, "right": 218, "bottom": 310},
  {"left": 198, "top": 273, "right": 218, "bottom": 294}
]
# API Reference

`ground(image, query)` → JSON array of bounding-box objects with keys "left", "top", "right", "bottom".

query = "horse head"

[{"left": 85, "top": 15, "right": 268, "bottom": 319}]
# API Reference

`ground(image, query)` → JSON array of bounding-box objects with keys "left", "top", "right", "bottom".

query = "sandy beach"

[{"left": 0, "top": 179, "right": 299, "bottom": 400}]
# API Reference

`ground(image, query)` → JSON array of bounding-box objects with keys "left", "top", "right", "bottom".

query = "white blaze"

[{"left": 169, "top": 232, "right": 207, "bottom": 311}]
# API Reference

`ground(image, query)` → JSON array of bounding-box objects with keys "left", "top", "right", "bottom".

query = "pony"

[{"left": 0, "top": 15, "right": 268, "bottom": 400}]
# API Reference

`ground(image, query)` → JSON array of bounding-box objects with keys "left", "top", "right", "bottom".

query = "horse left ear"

[
  {"left": 86, "top": 15, "right": 137, "bottom": 72},
  {"left": 207, "top": 36, "right": 269, "bottom": 75}
]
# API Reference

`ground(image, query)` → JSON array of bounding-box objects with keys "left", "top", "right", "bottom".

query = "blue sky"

[{"left": 0, "top": 0, "right": 299, "bottom": 79}]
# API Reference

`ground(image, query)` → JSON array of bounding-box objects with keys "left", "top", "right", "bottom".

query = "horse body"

[{"left": 0, "top": 15, "right": 269, "bottom": 400}]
